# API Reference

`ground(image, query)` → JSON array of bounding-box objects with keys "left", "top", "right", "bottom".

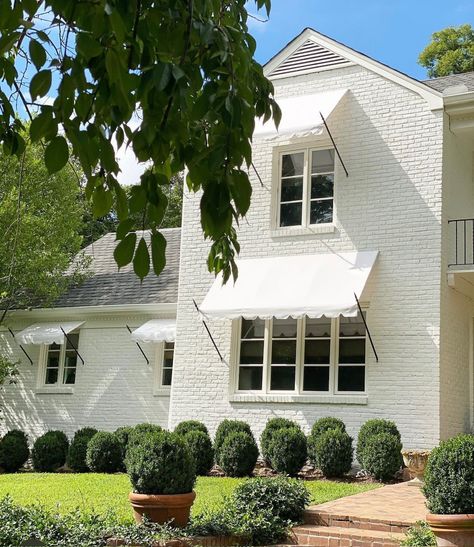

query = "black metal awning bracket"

[
  {"left": 319, "top": 112, "right": 349, "bottom": 178},
  {"left": 7, "top": 328, "right": 33, "bottom": 365},
  {"left": 353, "top": 293, "right": 378, "bottom": 363},
  {"left": 192, "top": 299, "right": 224, "bottom": 363},
  {"left": 60, "top": 327, "right": 85, "bottom": 365},
  {"left": 126, "top": 325, "right": 149, "bottom": 365}
]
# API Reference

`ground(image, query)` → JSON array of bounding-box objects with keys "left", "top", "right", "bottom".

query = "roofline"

[
  {"left": 264, "top": 28, "right": 444, "bottom": 110},
  {"left": 444, "top": 91, "right": 474, "bottom": 116}
]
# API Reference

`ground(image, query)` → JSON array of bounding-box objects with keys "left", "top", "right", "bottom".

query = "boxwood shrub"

[
  {"left": 86, "top": 431, "right": 122, "bottom": 473},
  {"left": 267, "top": 427, "right": 307, "bottom": 476},
  {"left": 113, "top": 426, "right": 134, "bottom": 470},
  {"left": 174, "top": 420, "right": 209, "bottom": 437},
  {"left": 260, "top": 418, "right": 301, "bottom": 464},
  {"left": 183, "top": 430, "right": 214, "bottom": 476},
  {"left": 126, "top": 423, "right": 163, "bottom": 450},
  {"left": 0, "top": 430, "right": 29, "bottom": 472},
  {"left": 125, "top": 431, "right": 196, "bottom": 494},
  {"left": 311, "top": 417, "right": 346, "bottom": 438},
  {"left": 66, "top": 427, "right": 98, "bottom": 472},
  {"left": 357, "top": 418, "right": 401, "bottom": 467},
  {"left": 423, "top": 435, "right": 474, "bottom": 514},
  {"left": 362, "top": 432, "right": 402, "bottom": 481},
  {"left": 214, "top": 419, "right": 253, "bottom": 465},
  {"left": 308, "top": 429, "right": 353, "bottom": 477},
  {"left": 32, "top": 430, "right": 69, "bottom": 472},
  {"left": 219, "top": 431, "right": 258, "bottom": 477}
]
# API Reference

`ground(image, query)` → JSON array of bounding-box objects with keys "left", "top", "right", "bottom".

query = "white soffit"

[
  {"left": 131, "top": 319, "right": 176, "bottom": 343},
  {"left": 200, "top": 251, "right": 378, "bottom": 320},
  {"left": 17, "top": 321, "right": 84, "bottom": 345},
  {"left": 254, "top": 88, "right": 347, "bottom": 140}
]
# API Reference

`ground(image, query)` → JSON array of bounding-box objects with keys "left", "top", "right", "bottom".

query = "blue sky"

[{"left": 249, "top": 0, "right": 474, "bottom": 80}]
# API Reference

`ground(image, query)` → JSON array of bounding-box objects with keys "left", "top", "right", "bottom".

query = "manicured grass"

[{"left": 0, "top": 473, "right": 379, "bottom": 523}]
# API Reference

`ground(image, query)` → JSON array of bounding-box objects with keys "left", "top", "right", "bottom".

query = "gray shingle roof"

[
  {"left": 423, "top": 72, "right": 474, "bottom": 93},
  {"left": 54, "top": 228, "right": 181, "bottom": 308}
]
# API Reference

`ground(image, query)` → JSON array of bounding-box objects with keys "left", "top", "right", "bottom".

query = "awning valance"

[
  {"left": 254, "top": 89, "right": 348, "bottom": 140},
  {"left": 131, "top": 319, "right": 176, "bottom": 343},
  {"left": 17, "top": 321, "right": 84, "bottom": 345},
  {"left": 200, "top": 251, "right": 378, "bottom": 320}
]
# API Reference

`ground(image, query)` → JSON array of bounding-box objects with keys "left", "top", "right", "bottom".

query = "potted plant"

[
  {"left": 125, "top": 430, "right": 196, "bottom": 527},
  {"left": 424, "top": 435, "right": 474, "bottom": 546}
]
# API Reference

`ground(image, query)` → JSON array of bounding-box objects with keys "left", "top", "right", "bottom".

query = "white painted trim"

[
  {"left": 36, "top": 338, "right": 79, "bottom": 392},
  {"left": 153, "top": 342, "right": 173, "bottom": 395},
  {"left": 229, "top": 394, "right": 367, "bottom": 405},
  {"left": 470, "top": 317, "right": 474, "bottom": 431}
]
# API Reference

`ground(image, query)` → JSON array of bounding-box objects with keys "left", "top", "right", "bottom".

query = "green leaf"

[
  {"left": 29, "top": 39, "right": 46, "bottom": 70},
  {"left": 116, "top": 218, "right": 135, "bottom": 240},
  {"left": 92, "top": 185, "right": 113, "bottom": 218},
  {"left": 229, "top": 170, "right": 252, "bottom": 216},
  {"left": 114, "top": 232, "right": 136, "bottom": 268},
  {"left": 44, "top": 136, "right": 69, "bottom": 174},
  {"left": 30, "top": 70, "right": 51, "bottom": 101},
  {"left": 133, "top": 237, "right": 150, "bottom": 280},
  {"left": 30, "top": 110, "right": 57, "bottom": 142},
  {"left": 151, "top": 231, "right": 167, "bottom": 276},
  {"left": 76, "top": 33, "right": 102, "bottom": 60},
  {"left": 114, "top": 184, "right": 128, "bottom": 221}
]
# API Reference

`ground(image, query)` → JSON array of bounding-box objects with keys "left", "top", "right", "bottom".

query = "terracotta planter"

[
  {"left": 426, "top": 513, "right": 474, "bottom": 546},
  {"left": 129, "top": 491, "right": 196, "bottom": 527},
  {"left": 401, "top": 449, "right": 430, "bottom": 486}
]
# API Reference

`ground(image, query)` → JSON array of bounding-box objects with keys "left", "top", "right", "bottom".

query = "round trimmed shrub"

[
  {"left": 260, "top": 418, "right": 301, "bottom": 464},
  {"left": 311, "top": 417, "right": 346, "bottom": 439},
  {"left": 362, "top": 432, "right": 402, "bottom": 481},
  {"left": 66, "top": 427, "right": 98, "bottom": 472},
  {"left": 174, "top": 420, "right": 208, "bottom": 437},
  {"left": 423, "top": 435, "right": 474, "bottom": 514},
  {"left": 214, "top": 419, "right": 253, "bottom": 464},
  {"left": 125, "top": 431, "right": 196, "bottom": 495},
  {"left": 183, "top": 430, "right": 214, "bottom": 476},
  {"left": 219, "top": 431, "right": 258, "bottom": 477},
  {"left": 267, "top": 427, "right": 307, "bottom": 476},
  {"left": 114, "top": 426, "right": 134, "bottom": 470},
  {"left": 127, "top": 423, "right": 163, "bottom": 450},
  {"left": 357, "top": 419, "right": 400, "bottom": 467},
  {"left": 32, "top": 431, "right": 69, "bottom": 472},
  {"left": 86, "top": 431, "right": 122, "bottom": 473},
  {"left": 0, "top": 430, "right": 29, "bottom": 472},
  {"left": 308, "top": 429, "right": 353, "bottom": 477}
]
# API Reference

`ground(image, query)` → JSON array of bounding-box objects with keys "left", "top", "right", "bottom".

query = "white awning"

[
  {"left": 254, "top": 89, "right": 348, "bottom": 140},
  {"left": 200, "top": 251, "right": 378, "bottom": 320},
  {"left": 131, "top": 319, "right": 176, "bottom": 343},
  {"left": 16, "top": 321, "right": 85, "bottom": 345}
]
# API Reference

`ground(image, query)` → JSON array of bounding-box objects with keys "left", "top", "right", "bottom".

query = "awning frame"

[
  {"left": 60, "top": 327, "right": 85, "bottom": 366},
  {"left": 126, "top": 324, "right": 149, "bottom": 365},
  {"left": 319, "top": 112, "right": 348, "bottom": 178},
  {"left": 193, "top": 299, "right": 224, "bottom": 363},
  {"left": 354, "top": 293, "right": 378, "bottom": 362},
  {"left": 7, "top": 328, "right": 33, "bottom": 365}
]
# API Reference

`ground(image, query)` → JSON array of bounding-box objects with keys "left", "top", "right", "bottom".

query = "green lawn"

[{"left": 0, "top": 473, "right": 379, "bottom": 523}]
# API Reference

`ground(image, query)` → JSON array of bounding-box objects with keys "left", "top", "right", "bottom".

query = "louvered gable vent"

[{"left": 269, "top": 39, "right": 351, "bottom": 77}]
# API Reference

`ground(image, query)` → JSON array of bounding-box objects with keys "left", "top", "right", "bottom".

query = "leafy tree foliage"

[
  {"left": 0, "top": 0, "right": 279, "bottom": 282},
  {"left": 419, "top": 24, "right": 474, "bottom": 77}
]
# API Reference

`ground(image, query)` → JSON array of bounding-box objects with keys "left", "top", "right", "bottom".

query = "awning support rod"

[
  {"left": 60, "top": 327, "right": 85, "bottom": 365},
  {"left": 193, "top": 299, "right": 224, "bottom": 363},
  {"left": 319, "top": 112, "right": 349, "bottom": 178},
  {"left": 354, "top": 293, "right": 378, "bottom": 363},
  {"left": 126, "top": 325, "right": 149, "bottom": 365},
  {"left": 7, "top": 328, "right": 33, "bottom": 365}
]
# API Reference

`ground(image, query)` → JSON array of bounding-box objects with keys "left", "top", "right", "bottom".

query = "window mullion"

[
  {"left": 303, "top": 149, "right": 309, "bottom": 227},
  {"left": 263, "top": 319, "right": 271, "bottom": 394},
  {"left": 296, "top": 317, "right": 305, "bottom": 394},
  {"left": 330, "top": 317, "right": 339, "bottom": 395},
  {"left": 59, "top": 341, "right": 66, "bottom": 386}
]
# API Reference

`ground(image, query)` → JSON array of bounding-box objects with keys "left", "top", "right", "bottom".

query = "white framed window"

[
  {"left": 154, "top": 341, "right": 174, "bottom": 395},
  {"left": 277, "top": 147, "right": 335, "bottom": 228},
  {"left": 234, "top": 313, "right": 366, "bottom": 396},
  {"left": 38, "top": 333, "right": 79, "bottom": 388}
]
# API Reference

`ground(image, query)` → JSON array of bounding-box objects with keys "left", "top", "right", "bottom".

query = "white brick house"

[{"left": 2, "top": 28, "right": 474, "bottom": 450}]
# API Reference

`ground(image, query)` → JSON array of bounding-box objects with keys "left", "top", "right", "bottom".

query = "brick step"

[{"left": 290, "top": 524, "right": 405, "bottom": 547}]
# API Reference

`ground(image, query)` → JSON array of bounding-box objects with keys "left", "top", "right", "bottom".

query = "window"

[
  {"left": 278, "top": 148, "right": 335, "bottom": 228},
  {"left": 42, "top": 333, "right": 79, "bottom": 387},
  {"left": 155, "top": 341, "right": 174, "bottom": 392},
  {"left": 235, "top": 313, "right": 366, "bottom": 394}
]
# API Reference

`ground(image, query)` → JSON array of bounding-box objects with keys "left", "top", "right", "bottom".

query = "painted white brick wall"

[{"left": 170, "top": 64, "right": 445, "bottom": 450}]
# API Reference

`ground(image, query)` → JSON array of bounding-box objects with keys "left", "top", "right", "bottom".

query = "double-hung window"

[
  {"left": 42, "top": 333, "right": 79, "bottom": 387},
  {"left": 235, "top": 313, "right": 366, "bottom": 395},
  {"left": 154, "top": 342, "right": 174, "bottom": 393},
  {"left": 278, "top": 148, "right": 335, "bottom": 228}
]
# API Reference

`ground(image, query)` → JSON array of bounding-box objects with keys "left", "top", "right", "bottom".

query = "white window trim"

[
  {"left": 153, "top": 342, "right": 173, "bottom": 397},
  {"left": 270, "top": 141, "right": 337, "bottom": 235},
  {"left": 229, "top": 313, "right": 368, "bottom": 403},
  {"left": 36, "top": 337, "right": 78, "bottom": 393}
]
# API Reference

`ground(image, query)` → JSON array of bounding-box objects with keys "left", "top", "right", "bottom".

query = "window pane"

[
  {"left": 164, "top": 351, "right": 174, "bottom": 368},
  {"left": 162, "top": 368, "right": 173, "bottom": 386},
  {"left": 281, "top": 177, "right": 303, "bottom": 202},
  {"left": 280, "top": 202, "right": 302, "bottom": 227},
  {"left": 303, "top": 366, "right": 330, "bottom": 391},
  {"left": 271, "top": 340, "right": 296, "bottom": 364},
  {"left": 311, "top": 149, "right": 335, "bottom": 173},
  {"left": 63, "top": 367, "right": 76, "bottom": 385},
  {"left": 338, "top": 366, "right": 365, "bottom": 392},
  {"left": 66, "top": 333, "right": 79, "bottom": 350},
  {"left": 304, "top": 339, "right": 330, "bottom": 364},
  {"left": 282, "top": 153, "right": 304, "bottom": 177},
  {"left": 241, "top": 319, "right": 264, "bottom": 339},
  {"left": 238, "top": 366, "right": 263, "bottom": 390},
  {"left": 340, "top": 314, "right": 366, "bottom": 337},
  {"left": 45, "top": 367, "right": 58, "bottom": 385},
  {"left": 311, "top": 175, "right": 334, "bottom": 199},
  {"left": 305, "top": 318, "right": 331, "bottom": 338},
  {"left": 339, "top": 338, "right": 366, "bottom": 364},
  {"left": 240, "top": 340, "right": 264, "bottom": 364},
  {"left": 272, "top": 319, "right": 297, "bottom": 339},
  {"left": 64, "top": 352, "right": 77, "bottom": 369},
  {"left": 270, "top": 366, "right": 296, "bottom": 391},
  {"left": 46, "top": 352, "right": 60, "bottom": 368},
  {"left": 310, "top": 200, "right": 333, "bottom": 224},
  {"left": 165, "top": 342, "right": 175, "bottom": 350}
]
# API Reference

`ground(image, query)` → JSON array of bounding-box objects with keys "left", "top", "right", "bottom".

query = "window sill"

[
  {"left": 153, "top": 388, "right": 171, "bottom": 397},
  {"left": 270, "top": 224, "right": 336, "bottom": 238},
  {"left": 35, "top": 387, "right": 74, "bottom": 395},
  {"left": 229, "top": 393, "right": 367, "bottom": 405}
]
